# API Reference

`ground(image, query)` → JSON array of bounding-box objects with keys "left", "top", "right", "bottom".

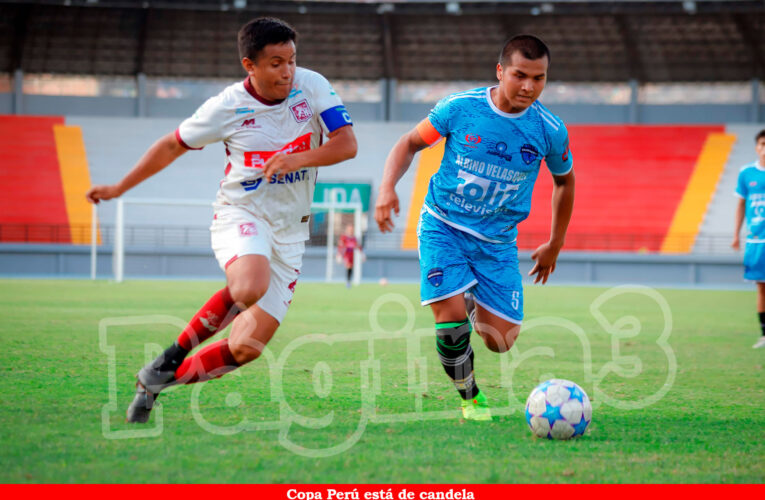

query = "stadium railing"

[{"left": 102, "top": 198, "right": 363, "bottom": 283}]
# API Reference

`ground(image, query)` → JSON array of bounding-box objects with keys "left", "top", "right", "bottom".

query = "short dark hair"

[
  {"left": 238, "top": 17, "right": 297, "bottom": 61},
  {"left": 499, "top": 34, "right": 550, "bottom": 66},
  {"left": 756, "top": 129, "right": 765, "bottom": 143}
]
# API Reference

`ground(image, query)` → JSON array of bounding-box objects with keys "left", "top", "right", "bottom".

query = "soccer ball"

[{"left": 525, "top": 379, "right": 592, "bottom": 439}]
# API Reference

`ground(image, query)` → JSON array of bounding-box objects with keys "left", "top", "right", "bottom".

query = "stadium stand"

[
  {"left": 21, "top": 5, "right": 142, "bottom": 76},
  {"left": 52, "top": 122, "right": 99, "bottom": 244},
  {"left": 519, "top": 125, "right": 731, "bottom": 252},
  {"left": 0, "top": 114, "right": 79, "bottom": 243},
  {"left": 661, "top": 131, "right": 736, "bottom": 252},
  {"left": 3, "top": 3, "right": 763, "bottom": 83},
  {"left": 391, "top": 15, "right": 505, "bottom": 81},
  {"left": 0, "top": 115, "right": 740, "bottom": 254},
  {"left": 287, "top": 13, "right": 384, "bottom": 81},
  {"left": 400, "top": 125, "right": 733, "bottom": 253},
  {"left": 70, "top": 115, "right": 222, "bottom": 248},
  {"left": 144, "top": 8, "right": 384, "bottom": 80},
  {"left": 0, "top": 4, "right": 18, "bottom": 76},
  {"left": 143, "top": 8, "right": 240, "bottom": 78},
  {"left": 696, "top": 124, "right": 765, "bottom": 253},
  {"left": 628, "top": 14, "right": 753, "bottom": 82}
]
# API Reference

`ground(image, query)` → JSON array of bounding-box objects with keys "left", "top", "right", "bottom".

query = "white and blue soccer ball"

[{"left": 525, "top": 379, "right": 592, "bottom": 439}]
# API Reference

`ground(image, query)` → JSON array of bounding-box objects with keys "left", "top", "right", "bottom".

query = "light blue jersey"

[
  {"left": 735, "top": 162, "right": 765, "bottom": 281},
  {"left": 736, "top": 162, "right": 765, "bottom": 241},
  {"left": 423, "top": 87, "right": 573, "bottom": 243}
]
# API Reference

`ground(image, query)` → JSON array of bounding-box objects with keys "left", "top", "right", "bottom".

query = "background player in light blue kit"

[
  {"left": 733, "top": 129, "right": 765, "bottom": 349},
  {"left": 375, "top": 35, "right": 575, "bottom": 420}
]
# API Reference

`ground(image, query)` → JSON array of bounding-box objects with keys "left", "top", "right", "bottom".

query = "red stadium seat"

[
  {"left": 518, "top": 125, "right": 726, "bottom": 252},
  {"left": 0, "top": 115, "right": 70, "bottom": 243}
]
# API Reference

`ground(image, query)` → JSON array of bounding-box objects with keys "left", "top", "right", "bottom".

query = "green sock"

[{"left": 435, "top": 319, "right": 479, "bottom": 400}]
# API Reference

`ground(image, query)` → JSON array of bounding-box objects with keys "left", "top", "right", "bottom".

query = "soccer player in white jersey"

[
  {"left": 733, "top": 129, "right": 765, "bottom": 349},
  {"left": 86, "top": 18, "right": 357, "bottom": 422},
  {"left": 375, "top": 35, "right": 575, "bottom": 420}
]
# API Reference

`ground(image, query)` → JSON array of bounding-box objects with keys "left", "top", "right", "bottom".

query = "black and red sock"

[
  {"left": 173, "top": 339, "right": 240, "bottom": 384},
  {"left": 155, "top": 287, "right": 241, "bottom": 373}
]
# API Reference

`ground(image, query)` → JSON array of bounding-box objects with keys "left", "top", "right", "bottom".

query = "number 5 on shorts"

[{"left": 511, "top": 290, "right": 520, "bottom": 310}]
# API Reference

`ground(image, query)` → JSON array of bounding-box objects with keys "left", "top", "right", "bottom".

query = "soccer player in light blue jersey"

[
  {"left": 375, "top": 35, "right": 575, "bottom": 420},
  {"left": 733, "top": 129, "right": 765, "bottom": 349}
]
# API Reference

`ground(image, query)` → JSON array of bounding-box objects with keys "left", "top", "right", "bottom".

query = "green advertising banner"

[{"left": 313, "top": 182, "right": 371, "bottom": 212}]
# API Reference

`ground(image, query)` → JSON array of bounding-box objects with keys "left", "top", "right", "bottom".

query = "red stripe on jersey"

[
  {"left": 174, "top": 129, "right": 203, "bottom": 150},
  {"left": 243, "top": 132, "right": 312, "bottom": 169},
  {"left": 224, "top": 162, "right": 232, "bottom": 175},
  {"left": 243, "top": 77, "right": 285, "bottom": 106}
]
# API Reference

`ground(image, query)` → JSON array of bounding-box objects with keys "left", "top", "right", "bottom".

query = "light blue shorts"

[
  {"left": 417, "top": 210, "right": 523, "bottom": 324},
  {"left": 744, "top": 241, "right": 765, "bottom": 282}
]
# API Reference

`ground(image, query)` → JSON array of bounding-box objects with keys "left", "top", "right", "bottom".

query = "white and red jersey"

[{"left": 176, "top": 67, "right": 352, "bottom": 243}]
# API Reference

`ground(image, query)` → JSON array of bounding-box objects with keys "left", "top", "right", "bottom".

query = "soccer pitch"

[{"left": 0, "top": 279, "right": 763, "bottom": 483}]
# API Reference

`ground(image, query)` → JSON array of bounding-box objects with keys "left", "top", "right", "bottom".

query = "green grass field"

[{"left": 0, "top": 279, "right": 763, "bottom": 483}]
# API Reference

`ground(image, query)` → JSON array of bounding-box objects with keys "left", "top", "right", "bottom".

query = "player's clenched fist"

[
  {"left": 86, "top": 184, "right": 122, "bottom": 204},
  {"left": 374, "top": 186, "right": 399, "bottom": 233},
  {"left": 263, "top": 152, "right": 304, "bottom": 180}
]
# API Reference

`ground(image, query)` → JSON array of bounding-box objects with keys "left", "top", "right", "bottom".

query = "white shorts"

[{"left": 210, "top": 205, "right": 304, "bottom": 323}]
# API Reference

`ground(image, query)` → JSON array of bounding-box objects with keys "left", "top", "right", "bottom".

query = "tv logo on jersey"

[
  {"left": 290, "top": 100, "right": 313, "bottom": 123},
  {"left": 244, "top": 133, "right": 312, "bottom": 168},
  {"left": 465, "top": 134, "right": 481, "bottom": 148},
  {"left": 239, "top": 223, "right": 258, "bottom": 237}
]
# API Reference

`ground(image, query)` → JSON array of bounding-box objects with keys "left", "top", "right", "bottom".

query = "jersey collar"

[
  {"left": 243, "top": 77, "right": 285, "bottom": 106},
  {"left": 486, "top": 86, "right": 530, "bottom": 119}
]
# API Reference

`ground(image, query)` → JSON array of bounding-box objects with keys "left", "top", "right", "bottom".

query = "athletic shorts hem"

[
  {"left": 421, "top": 279, "right": 479, "bottom": 306},
  {"left": 255, "top": 303, "right": 283, "bottom": 325},
  {"left": 472, "top": 296, "right": 523, "bottom": 324}
]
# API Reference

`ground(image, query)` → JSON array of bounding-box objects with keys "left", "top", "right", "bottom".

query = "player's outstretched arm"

[
  {"left": 375, "top": 128, "right": 429, "bottom": 233},
  {"left": 86, "top": 132, "right": 187, "bottom": 204},
  {"left": 732, "top": 197, "right": 745, "bottom": 250},
  {"left": 262, "top": 125, "right": 357, "bottom": 180},
  {"left": 529, "top": 170, "right": 575, "bottom": 284}
]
